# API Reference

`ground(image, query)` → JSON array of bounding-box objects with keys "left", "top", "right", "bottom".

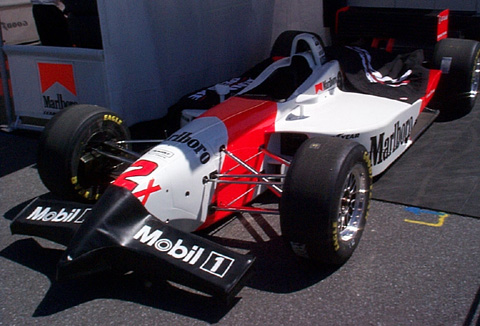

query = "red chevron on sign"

[{"left": 38, "top": 62, "right": 77, "bottom": 96}]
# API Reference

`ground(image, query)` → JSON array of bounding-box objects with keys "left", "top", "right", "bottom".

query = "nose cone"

[
  {"left": 113, "top": 116, "right": 228, "bottom": 232},
  {"left": 57, "top": 185, "right": 255, "bottom": 301}
]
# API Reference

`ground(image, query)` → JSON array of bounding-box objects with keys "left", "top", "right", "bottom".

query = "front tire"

[
  {"left": 37, "top": 105, "right": 131, "bottom": 201},
  {"left": 280, "top": 136, "right": 372, "bottom": 265}
]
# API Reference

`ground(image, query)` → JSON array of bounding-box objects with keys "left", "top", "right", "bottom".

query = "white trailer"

[{"left": 1, "top": 0, "right": 326, "bottom": 131}]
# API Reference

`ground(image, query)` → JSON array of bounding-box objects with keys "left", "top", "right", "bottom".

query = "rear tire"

[
  {"left": 430, "top": 38, "right": 480, "bottom": 119},
  {"left": 280, "top": 136, "right": 372, "bottom": 265},
  {"left": 38, "top": 105, "right": 131, "bottom": 201}
]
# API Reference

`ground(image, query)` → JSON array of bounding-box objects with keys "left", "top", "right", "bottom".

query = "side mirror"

[
  {"left": 215, "top": 84, "right": 230, "bottom": 102},
  {"left": 296, "top": 94, "right": 319, "bottom": 105}
]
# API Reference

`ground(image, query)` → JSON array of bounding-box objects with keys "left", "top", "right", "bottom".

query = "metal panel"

[
  {"left": 395, "top": 0, "right": 435, "bottom": 9},
  {"left": 349, "top": 0, "right": 478, "bottom": 11},
  {"left": 434, "top": 0, "right": 477, "bottom": 11},
  {"left": 347, "top": 0, "right": 395, "bottom": 7},
  {"left": 4, "top": 45, "right": 108, "bottom": 120}
]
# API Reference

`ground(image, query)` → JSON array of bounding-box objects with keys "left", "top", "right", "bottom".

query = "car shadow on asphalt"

[
  {"left": 203, "top": 214, "right": 339, "bottom": 295},
  {"left": 1, "top": 192, "right": 340, "bottom": 321},
  {"left": 0, "top": 235, "right": 338, "bottom": 322},
  {"left": 0, "top": 238, "right": 239, "bottom": 323}
]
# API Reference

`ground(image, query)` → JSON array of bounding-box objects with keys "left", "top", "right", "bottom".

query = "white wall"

[{"left": 97, "top": 0, "right": 325, "bottom": 125}]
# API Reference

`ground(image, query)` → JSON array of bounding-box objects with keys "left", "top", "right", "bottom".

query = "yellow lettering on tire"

[
  {"left": 332, "top": 222, "right": 340, "bottom": 251},
  {"left": 103, "top": 114, "right": 123, "bottom": 125}
]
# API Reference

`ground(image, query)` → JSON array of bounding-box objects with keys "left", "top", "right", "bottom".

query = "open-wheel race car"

[{"left": 10, "top": 7, "right": 480, "bottom": 301}]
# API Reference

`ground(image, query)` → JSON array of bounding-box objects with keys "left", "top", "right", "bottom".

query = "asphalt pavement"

[{"left": 1, "top": 123, "right": 479, "bottom": 325}]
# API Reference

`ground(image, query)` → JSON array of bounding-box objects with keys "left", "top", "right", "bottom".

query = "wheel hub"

[{"left": 337, "top": 164, "right": 368, "bottom": 242}]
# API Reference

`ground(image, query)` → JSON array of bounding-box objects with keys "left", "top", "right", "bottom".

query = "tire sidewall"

[
  {"left": 280, "top": 137, "right": 372, "bottom": 265},
  {"left": 432, "top": 38, "right": 480, "bottom": 117},
  {"left": 38, "top": 105, "right": 130, "bottom": 201},
  {"left": 326, "top": 148, "right": 371, "bottom": 262},
  {"left": 68, "top": 113, "right": 129, "bottom": 199}
]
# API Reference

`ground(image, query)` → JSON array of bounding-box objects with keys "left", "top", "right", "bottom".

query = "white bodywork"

[
  {"left": 118, "top": 33, "right": 426, "bottom": 231},
  {"left": 274, "top": 82, "right": 421, "bottom": 176},
  {"left": 117, "top": 117, "right": 229, "bottom": 231}
]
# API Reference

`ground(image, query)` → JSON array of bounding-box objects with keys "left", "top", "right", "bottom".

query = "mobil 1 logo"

[
  {"left": 200, "top": 252, "right": 235, "bottom": 278},
  {"left": 133, "top": 224, "right": 235, "bottom": 278}
]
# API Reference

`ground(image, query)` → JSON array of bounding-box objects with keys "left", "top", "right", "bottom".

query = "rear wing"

[{"left": 335, "top": 6, "right": 449, "bottom": 53}]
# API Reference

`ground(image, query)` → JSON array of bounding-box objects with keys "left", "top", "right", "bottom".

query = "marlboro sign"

[{"left": 37, "top": 62, "right": 79, "bottom": 116}]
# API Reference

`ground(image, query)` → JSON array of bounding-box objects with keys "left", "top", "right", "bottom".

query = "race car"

[{"left": 10, "top": 8, "right": 480, "bottom": 301}]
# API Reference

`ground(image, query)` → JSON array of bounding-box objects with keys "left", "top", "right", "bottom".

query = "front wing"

[{"left": 10, "top": 186, "right": 255, "bottom": 300}]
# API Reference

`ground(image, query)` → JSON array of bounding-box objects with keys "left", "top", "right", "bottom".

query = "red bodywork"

[{"left": 199, "top": 97, "right": 278, "bottom": 229}]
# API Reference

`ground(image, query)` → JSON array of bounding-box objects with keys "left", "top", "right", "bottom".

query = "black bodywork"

[{"left": 11, "top": 186, "right": 255, "bottom": 301}]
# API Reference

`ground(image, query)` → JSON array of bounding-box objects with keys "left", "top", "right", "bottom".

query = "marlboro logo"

[
  {"left": 38, "top": 62, "right": 76, "bottom": 95},
  {"left": 38, "top": 62, "right": 78, "bottom": 114}
]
